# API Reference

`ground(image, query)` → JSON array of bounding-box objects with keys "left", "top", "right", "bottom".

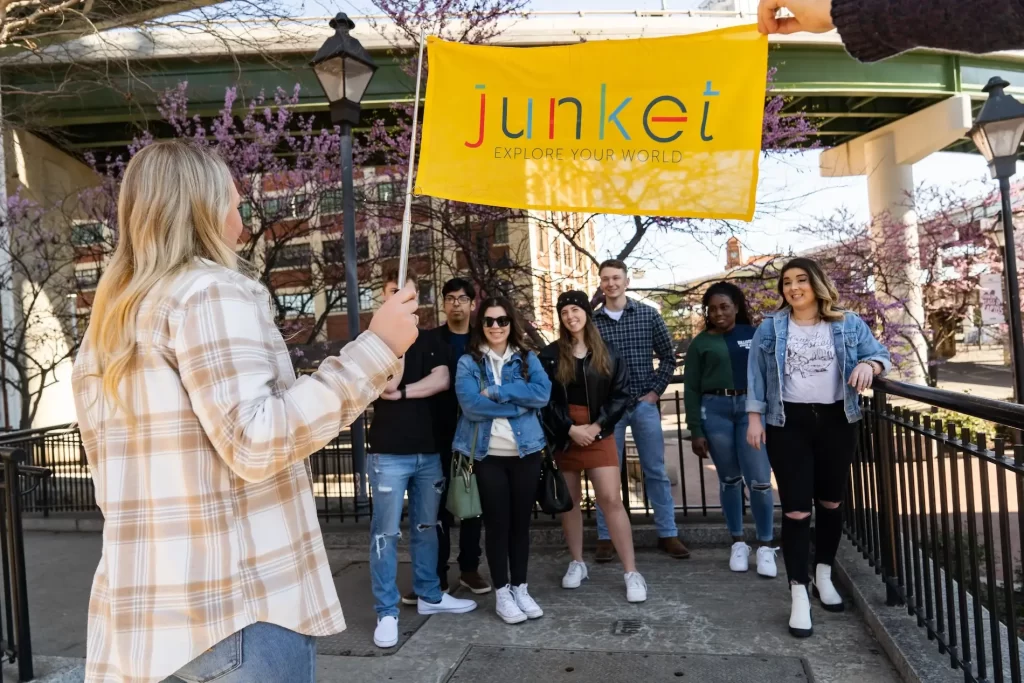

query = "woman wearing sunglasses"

[{"left": 453, "top": 297, "right": 551, "bottom": 625}]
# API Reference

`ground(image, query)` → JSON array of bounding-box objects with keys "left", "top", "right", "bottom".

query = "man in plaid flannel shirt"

[{"left": 592, "top": 260, "right": 690, "bottom": 561}]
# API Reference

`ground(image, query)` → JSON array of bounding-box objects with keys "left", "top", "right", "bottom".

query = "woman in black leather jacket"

[{"left": 540, "top": 291, "right": 646, "bottom": 603}]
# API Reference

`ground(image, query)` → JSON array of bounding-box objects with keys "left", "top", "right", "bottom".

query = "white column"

[{"left": 864, "top": 133, "right": 927, "bottom": 384}]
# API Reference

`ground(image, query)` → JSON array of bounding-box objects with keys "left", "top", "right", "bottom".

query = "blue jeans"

[
  {"left": 701, "top": 394, "right": 774, "bottom": 543},
  {"left": 163, "top": 622, "right": 315, "bottom": 682},
  {"left": 596, "top": 400, "right": 678, "bottom": 540},
  {"left": 369, "top": 453, "right": 445, "bottom": 618}
]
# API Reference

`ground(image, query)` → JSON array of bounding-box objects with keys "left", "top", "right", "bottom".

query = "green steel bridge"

[{"left": 4, "top": 8, "right": 1024, "bottom": 162}]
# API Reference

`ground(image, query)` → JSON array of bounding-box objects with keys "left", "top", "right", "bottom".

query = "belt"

[{"left": 704, "top": 389, "right": 746, "bottom": 397}]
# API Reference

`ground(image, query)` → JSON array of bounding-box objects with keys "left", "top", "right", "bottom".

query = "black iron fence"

[
  {"left": 0, "top": 377, "right": 750, "bottom": 521},
  {"left": 854, "top": 378, "right": 1024, "bottom": 683},
  {"left": 0, "top": 447, "right": 50, "bottom": 682}
]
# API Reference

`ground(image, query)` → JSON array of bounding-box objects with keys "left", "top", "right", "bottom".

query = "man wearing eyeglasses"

[{"left": 401, "top": 277, "right": 492, "bottom": 607}]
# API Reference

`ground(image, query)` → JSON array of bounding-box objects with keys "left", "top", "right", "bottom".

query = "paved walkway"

[{"left": 13, "top": 530, "right": 900, "bottom": 683}]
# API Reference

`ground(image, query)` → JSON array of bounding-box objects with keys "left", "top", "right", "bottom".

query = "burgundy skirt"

[{"left": 555, "top": 404, "right": 619, "bottom": 471}]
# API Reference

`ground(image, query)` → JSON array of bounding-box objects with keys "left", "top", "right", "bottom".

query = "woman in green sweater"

[{"left": 684, "top": 282, "right": 776, "bottom": 577}]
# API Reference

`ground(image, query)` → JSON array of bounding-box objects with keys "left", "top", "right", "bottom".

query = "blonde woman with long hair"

[
  {"left": 745, "top": 257, "right": 890, "bottom": 640},
  {"left": 72, "top": 140, "right": 419, "bottom": 682}
]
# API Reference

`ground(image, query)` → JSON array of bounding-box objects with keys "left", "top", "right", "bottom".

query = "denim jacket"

[
  {"left": 746, "top": 309, "right": 891, "bottom": 427},
  {"left": 452, "top": 350, "right": 551, "bottom": 459}
]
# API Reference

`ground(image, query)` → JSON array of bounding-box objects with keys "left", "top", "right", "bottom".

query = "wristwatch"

[{"left": 400, "top": 386, "right": 407, "bottom": 400}]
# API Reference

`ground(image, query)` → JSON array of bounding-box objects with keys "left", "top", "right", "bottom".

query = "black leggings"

[
  {"left": 475, "top": 451, "right": 543, "bottom": 588},
  {"left": 766, "top": 401, "right": 858, "bottom": 584}
]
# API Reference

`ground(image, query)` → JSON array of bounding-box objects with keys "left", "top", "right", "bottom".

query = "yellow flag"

[{"left": 416, "top": 26, "right": 768, "bottom": 221}]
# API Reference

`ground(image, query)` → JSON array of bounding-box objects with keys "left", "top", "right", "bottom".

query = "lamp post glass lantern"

[
  {"left": 969, "top": 75, "right": 1024, "bottom": 405},
  {"left": 312, "top": 12, "right": 378, "bottom": 505}
]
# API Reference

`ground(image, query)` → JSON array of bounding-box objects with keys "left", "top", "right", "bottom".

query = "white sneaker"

[
  {"left": 495, "top": 585, "right": 527, "bottom": 624},
  {"left": 756, "top": 546, "right": 778, "bottom": 578},
  {"left": 373, "top": 615, "right": 399, "bottom": 648},
  {"left": 417, "top": 592, "right": 478, "bottom": 615},
  {"left": 562, "top": 561, "right": 589, "bottom": 589},
  {"left": 812, "top": 564, "right": 845, "bottom": 612},
  {"left": 789, "top": 584, "right": 813, "bottom": 638},
  {"left": 729, "top": 542, "right": 751, "bottom": 572},
  {"left": 624, "top": 572, "right": 647, "bottom": 603},
  {"left": 511, "top": 584, "right": 543, "bottom": 619}
]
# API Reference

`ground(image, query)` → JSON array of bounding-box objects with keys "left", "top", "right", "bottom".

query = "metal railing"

[
  {"left": 0, "top": 448, "right": 51, "bottom": 681},
  {"left": 1, "top": 376, "right": 748, "bottom": 521},
  {"left": 854, "top": 377, "right": 1024, "bottom": 683}
]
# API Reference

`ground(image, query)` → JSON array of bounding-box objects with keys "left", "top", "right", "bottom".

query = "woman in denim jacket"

[
  {"left": 745, "top": 258, "right": 890, "bottom": 639},
  {"left": 453, "top": 297, "right": 551, "bottom": 626}
]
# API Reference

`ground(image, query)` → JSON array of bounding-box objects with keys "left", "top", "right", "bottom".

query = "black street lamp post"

[
  {"left": 312, "top": 12, "right": 378, "bottom": 506},
  {"left": 970, "top": 76, "right": 1024, "bottom": 406}
]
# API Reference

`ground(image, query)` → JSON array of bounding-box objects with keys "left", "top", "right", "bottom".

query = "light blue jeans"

[
  {"left": 369, "top": 453, "right": 445, "bottom": 618},
  {"left": 163, "top": 622, "right": 315, "bottom": 682},
  {"left": 701, "top": 394, "right": 774, "bottom": 543},
  {"left": 596, "top": 400, "right": 678, "bottom": 540}
]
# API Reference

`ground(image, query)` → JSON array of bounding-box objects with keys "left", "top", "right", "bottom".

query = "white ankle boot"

[
  {"left": 812, "top": 564, "right": 845, "bottom": 613},
  {"left": 789, "top": 584, "right": 813, "bottom": 638}
]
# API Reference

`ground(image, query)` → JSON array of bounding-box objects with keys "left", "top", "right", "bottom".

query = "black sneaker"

[{"left": 401, "top": 580, "right": 449, "bottom": 606}]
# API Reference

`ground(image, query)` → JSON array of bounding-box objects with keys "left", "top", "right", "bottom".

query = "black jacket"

[{"left": 538, "top": 342, "right": 631, "bottom": 453}]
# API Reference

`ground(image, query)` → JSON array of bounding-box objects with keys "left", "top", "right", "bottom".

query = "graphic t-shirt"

[{"left": 782, "top": 319, "right": 843, "bottom": 405}]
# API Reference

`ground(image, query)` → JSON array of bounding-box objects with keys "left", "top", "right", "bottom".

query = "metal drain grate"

[
  {"left": 444, "top": 646, "right": 812, "bottom": 682},
  {"left": 612, "top": 619, "right": 644, "bottom": 635}
]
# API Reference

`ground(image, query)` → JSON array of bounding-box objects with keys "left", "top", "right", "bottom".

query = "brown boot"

[
  {"left": 459, "top": 571, "right": 492, "bottom": 595},
  {"left": 658, "top": 536, "right": 691, "bottom": 559},
  {"left": 595, "top": 540, "right": 615, "bottom": 563}
]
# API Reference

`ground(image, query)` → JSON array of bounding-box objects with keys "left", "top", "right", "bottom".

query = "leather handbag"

[
  {"left": 446, "top": 364, "right": 487, "bottom": 519},
  {"left": 446, "top": 442, "right": 482, "bottom": 520},
  {"left": 536, "top": 447, "right": 573, "bottom": 515}
]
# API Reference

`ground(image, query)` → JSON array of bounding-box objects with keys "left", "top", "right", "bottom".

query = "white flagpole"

[{"left": 397, "top": 26, "right": 427, "bottom": 290}]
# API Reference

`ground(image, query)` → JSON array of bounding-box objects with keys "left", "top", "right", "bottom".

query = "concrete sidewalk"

[{"left": 11, "top": 530, "right": 901, "bottom": 683}]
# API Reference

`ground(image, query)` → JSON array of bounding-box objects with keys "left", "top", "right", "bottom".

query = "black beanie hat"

[{"left": 556, "top": 290, "right": 593, "bottom": 318}]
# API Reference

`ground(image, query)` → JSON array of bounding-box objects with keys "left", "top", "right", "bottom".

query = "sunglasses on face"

[{"left": 483, "top": 316, "right": 511, "bottom": 328}]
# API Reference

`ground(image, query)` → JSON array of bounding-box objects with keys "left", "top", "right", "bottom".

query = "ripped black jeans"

[{"left": 368, "top": 453, "right": 446, "bottom": 618}]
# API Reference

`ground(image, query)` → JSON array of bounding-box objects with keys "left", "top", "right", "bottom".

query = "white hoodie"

[{"left": 484, "top": 345, "right": 520, "bottom": 457}]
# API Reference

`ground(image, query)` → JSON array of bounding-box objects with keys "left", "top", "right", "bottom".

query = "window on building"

[
  {"left": 379, "top": 232, "right": 400, "bottom": 258},
  {"left": 357, "top": 235, "right": 370, "bottom": 260},
  {"left": 359, "top": 288, "right": 374, "bottom": 311},
  {"left": 262, "top": 197, "right": 285, "bottom": 218},
  {"left": 271, "top": 243, "right": 312, "bottom": 269},
  {"left": 239, "top": 202, "right": 253, "bottom": 225},
  {"left": 475, "top": 231, "right": 489, "bottom": 256},
  {"left": 327, "top": 287, "right": 346, "bottom": 312},
  {"left": 277, "top": 292, "right": 312, "bottom": 317},
  {"left": 71, "top": 223, "right": 105, "bottom": 247},
  {"left": 494, "top": 220, "right": 509, "bottom": 245},
  {"left": 562, "top": 243, "right": 572, "bottom": 266},
  {"left": 418, "top": 281, "right": 435, "bottom": 306},
  {"left": 378, "top": 182, "right": 396, "bottom": 203},
  {"left": 320, "top": 189, "right": 344, "bottom": 215},
  {"left": 410, "top": 229, "right": 430, "bottom": 255},
  {"left": 292, "top": 193, "right": 310, "bottom": 217},
  {"left": 323, "top": 239, "right": 344, "bottom": 264},
  {"left": 537, "top": 225, "right": 547, "bottom": 253},
  {"left": 552, "top": 239, "right": 561, "bottom": 262},
  {"left": 75, "top": 267, "right": 101, "bottom": 289}
]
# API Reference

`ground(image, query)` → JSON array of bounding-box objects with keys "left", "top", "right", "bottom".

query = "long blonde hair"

[
  {"left": 777, "top": 257, "right": 845, "bottom": 323},
  {"left": 87, "top": 141, "right": 240, "bottom": 413}
]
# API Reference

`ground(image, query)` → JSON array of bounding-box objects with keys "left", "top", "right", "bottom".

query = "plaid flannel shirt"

[
  {"left": 71, "top": 261, "right": 399, "bottom": 683},
  {"left": 593, "top": 298, "right": 677, "bottom": 400}
]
